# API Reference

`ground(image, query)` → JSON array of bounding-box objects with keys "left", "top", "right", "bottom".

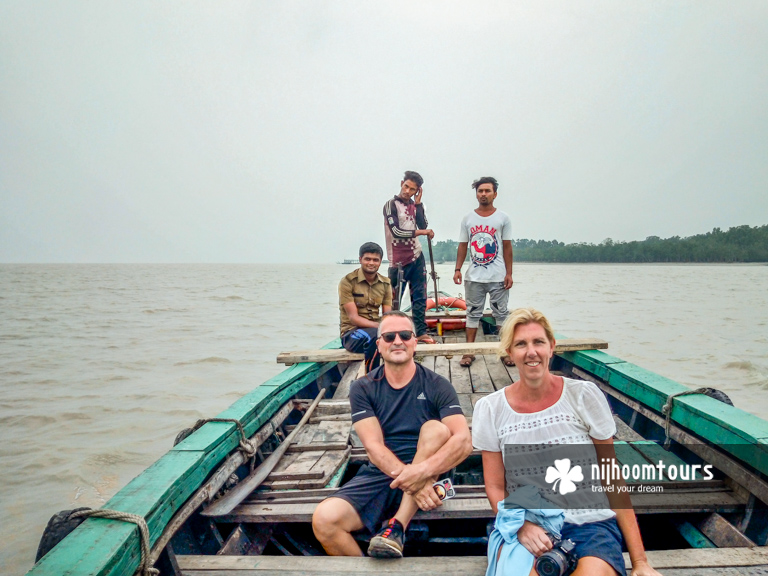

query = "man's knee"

[
  {"left": 418, "top": 420, "right": 451, "bottom": 451},
  {"left": 312, "top": 498, "right": 357, "bottom": 539}
]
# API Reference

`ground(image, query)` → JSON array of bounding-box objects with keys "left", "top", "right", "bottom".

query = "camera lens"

[{"left": 535, "top": 549, "right": 568, "bottom": 576}]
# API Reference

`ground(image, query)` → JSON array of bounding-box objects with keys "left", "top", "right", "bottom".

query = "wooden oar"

[
  {"left": 427, "top": 236, "right": 441, "bottom": 311},
  {"left": 201, "top": 387, "right": 328, "bottom": 517}
]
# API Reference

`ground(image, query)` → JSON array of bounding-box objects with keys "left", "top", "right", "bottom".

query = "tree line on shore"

[{"left": 423, "top": 224, "right": 768, "bottom": 263}]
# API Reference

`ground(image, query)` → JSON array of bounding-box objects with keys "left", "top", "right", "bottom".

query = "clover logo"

[{"left": 545, "top": 458, "right": 583, "bottom": 495}]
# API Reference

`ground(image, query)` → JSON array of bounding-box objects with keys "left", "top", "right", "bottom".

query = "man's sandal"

[
  {"left": 502, "top": 356, "right": 515, "bottom": 367},
  {"left": 460, "top": 354, "right": 475, "bottom": 367},
  {"left": 416, "top": 334, "right": 437, "bottom": 345}
]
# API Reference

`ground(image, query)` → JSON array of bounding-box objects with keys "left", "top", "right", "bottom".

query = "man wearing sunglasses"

[
  {"left": 339, "top": 242, "right": 392, "bottom": 371},
  {"left": 313, "top": 311, "right": 472, "bottom": 558}
]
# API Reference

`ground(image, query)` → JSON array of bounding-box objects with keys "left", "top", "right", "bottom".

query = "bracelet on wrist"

[{"left": 455, "top": 268, "right": 461, "bottom": 271}]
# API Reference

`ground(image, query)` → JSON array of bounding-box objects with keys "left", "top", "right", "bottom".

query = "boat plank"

[
  {"left": 264, "top": 448, "right": 351, "bottom": 490},
  {"left": 266, "top": 451, "right": 325, "bottom": 481},
  {"left": 471, "top": 393, "right": 487, "bottom": 407},
  {"left": 176, "top": 546, "right": 768, "bottom": 572},
  {"left": 613, "top": 415, "right": 645, "bottom": 442},
  {"left": 697, "top": 512, "right": 755, "bottom": 547},
  {"left": 448, "top": 356, "right": 473, "bottom": 394},
  {"left": 290, "top": 420, "right": 351, "bottom": 449},
  {"left": 468, "top": 356, "right": 494, "bottom": 394},
  {"left": 614, "top": 442, "right": 664, "bottom": 478},
  {"left": 434, "top": 355, "right": 450, "bottom": 381},
  {"left": 221, "top": 489, "right": 744, "bottom": 523},
  {"left": 457, "top": 394, "right": 474, "bottom": 417},
  {"left": 278, "top": 339, "right": 609, "bottom": 364},
  {"left": 332, "top": 361, "right": 365, "bottom": 400},
  {"left": 502, "top": 361, "right": 519, "bottom": 381},
  {"left": 631, "top": 441, "right": 705, "bottom": 480},
  {"left": 483, "top": 355, "right": 512, "bottom": 391}
]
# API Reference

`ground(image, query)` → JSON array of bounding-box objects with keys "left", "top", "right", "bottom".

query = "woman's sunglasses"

[{"left": 380, "top": 330, "right": 415, "bottom": 343}]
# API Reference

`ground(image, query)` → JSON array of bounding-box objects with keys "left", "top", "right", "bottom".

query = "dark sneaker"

[{"left": 368, "top": 518, "right": 405, "bottom": 558}]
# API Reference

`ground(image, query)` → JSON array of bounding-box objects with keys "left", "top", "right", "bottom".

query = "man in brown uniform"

[{"left": 339, "top": 242, "right": 392, "bottom": 370}]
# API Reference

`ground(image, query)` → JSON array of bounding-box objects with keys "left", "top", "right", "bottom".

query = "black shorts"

[{"left": 331, "top": 463, "right": 404, "bottom": 534}]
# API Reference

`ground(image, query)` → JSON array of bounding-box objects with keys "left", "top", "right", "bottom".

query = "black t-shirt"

[{"left": 349, "top": 363, "right": 464, "bottom": 463}]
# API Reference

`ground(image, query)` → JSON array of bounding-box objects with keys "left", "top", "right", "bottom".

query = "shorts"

[
  {"left": 331, "top": 463, "right": 405, "bottom": 534},
  {"left": 561, "top": 517, "right": 625, "bottom": 576},
  {"left": 464, "top": 281, "right": 509, "bottom": 329}
]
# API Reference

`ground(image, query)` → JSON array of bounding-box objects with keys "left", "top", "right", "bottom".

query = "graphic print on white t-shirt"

[{"left": 469, "top": 224, "right": 499, "bottom": 267}]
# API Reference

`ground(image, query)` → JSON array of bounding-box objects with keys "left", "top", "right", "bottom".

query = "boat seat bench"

[
  {"left": 175, "top": 547, "right": 768, "bottom": 575},
  {"left": 277, "top": 338, "right": 608, "bottom": 365},
  {"left": 211, "top": 485, "right": 745, "bottom": 524}
]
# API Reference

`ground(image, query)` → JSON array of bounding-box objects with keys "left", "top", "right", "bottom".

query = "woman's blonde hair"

[{"left": 498, "top": 308, "right": 556, "bottom": 356}]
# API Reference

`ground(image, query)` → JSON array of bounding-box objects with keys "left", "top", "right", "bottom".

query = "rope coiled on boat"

[
  {"left": 187, "top": 417, "right": 258, "bottom": 459},
  {"left": 661, "top": 387, "right": 712, "bottom": 449},
  {"left": 68, "top": 509, "right": 159, "bottom": 576}
]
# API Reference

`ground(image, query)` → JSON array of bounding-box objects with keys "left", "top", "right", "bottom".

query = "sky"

[{"left": 1, "top": 1, "right": 767, "bottom": 263}]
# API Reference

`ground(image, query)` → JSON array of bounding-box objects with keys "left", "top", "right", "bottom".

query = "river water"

[{"left": 2, "top": 263, "right": 767, "bottom": 572}]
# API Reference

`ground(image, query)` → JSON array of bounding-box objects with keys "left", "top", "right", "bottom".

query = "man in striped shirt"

[{"left": 382, "top": 170, "right": 436, "bottom": 344}]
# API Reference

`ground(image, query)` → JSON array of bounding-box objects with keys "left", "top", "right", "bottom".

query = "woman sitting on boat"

[{"left": 472, "top": 308, "right": 661, "bottom": 576}]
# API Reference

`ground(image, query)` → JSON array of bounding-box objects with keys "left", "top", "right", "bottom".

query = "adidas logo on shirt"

[{"left": 417, "top": 392, "right": 426, "bottom": 400}]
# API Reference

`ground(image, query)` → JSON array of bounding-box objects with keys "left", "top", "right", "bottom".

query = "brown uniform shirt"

[{"left": 338, "top": 268, "right": 392, "bottom": 336}]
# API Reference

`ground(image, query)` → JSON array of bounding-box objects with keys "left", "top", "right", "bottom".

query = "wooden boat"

[{"left": 28, "top": 328, "right": 768, "bottom": 575}]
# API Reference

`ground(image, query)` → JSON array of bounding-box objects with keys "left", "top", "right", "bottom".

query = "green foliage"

[
  {"left": 421, "top": 225, "right": 768, "bottom": 263},
  {"left": 418, "top": 237, "right": 462, "bottom": 263}
]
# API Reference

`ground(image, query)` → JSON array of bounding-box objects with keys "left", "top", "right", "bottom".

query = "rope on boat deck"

[
  {"left": 188, "top": 417, "right": 258, "bottom": 459},
  {"left": 661, "top": 388, "right": 711, "bottom": 449},
  {"left": 69, "top": 509, "right": 159, "bottom": 576}
]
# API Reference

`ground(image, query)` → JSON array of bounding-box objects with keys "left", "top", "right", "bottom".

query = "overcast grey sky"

[{"left": 1, "top": 1, "right": 766, "bottom": 263}]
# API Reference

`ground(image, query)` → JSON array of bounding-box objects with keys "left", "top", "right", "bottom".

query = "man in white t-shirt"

[{"left": 453, "top": 176, "right": 513, "bottom": 367}]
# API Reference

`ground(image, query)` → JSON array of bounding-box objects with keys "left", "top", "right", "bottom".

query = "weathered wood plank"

[
  {"left": 221, "top": 489, "right": 744, "bottom": 523},
  {"left": 278, "top": 339, "right": 609, "bottom": 364},
  {"left": 434, "top": 354, "right": 451, "bottom": 381},
  {"left": 457, "top": 394, "right": 474, "bottom": 417},
  {"left": 697, "top": 513, "right": 755, "bottom": 547},
  {"left": 263, "top": 448, "right": 351, "bottom": 490},
  {"left": 419, "top": 355, "right": 436, "bottom": 370},
  {"left": 266, "top": 451, "right": 325, "bottom": 481},
  {"left": 333, "top": 361, "right": 365, "bottom": 400},
  {"left": 483, "top": 355, "right": 512, "bottom": 391},
  {"left": 217, "top": 525, "right": 253, "bottom": 556},
  {"left": 175, "top": 546, "right": 768, "bottom": 572},
  {"left": 468, "top": 356, "right": 494, "bottom": 393},
  {"left": 290, "top": 420, "right": 350, "bottom": 450},
  {"left": 671, "top": 520, "right": 716, "bottom": 548},
  {"left": 471, "top": 393, "right": 488, "bottom": 407},
  {"left": 613, "top": 414, "right": 646, "bottom": 442},
  {"left": 630, "top": 441, "right": 705, "bottom": 480},
  {"left": 614, "top": 442, "right": 662, "bottom": 477},
  {"left": 448, "top": 356, "right": 473, "bottom": 394},
  {"left": 309, "top": 414, "right": 352, "bottom": 423}
]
